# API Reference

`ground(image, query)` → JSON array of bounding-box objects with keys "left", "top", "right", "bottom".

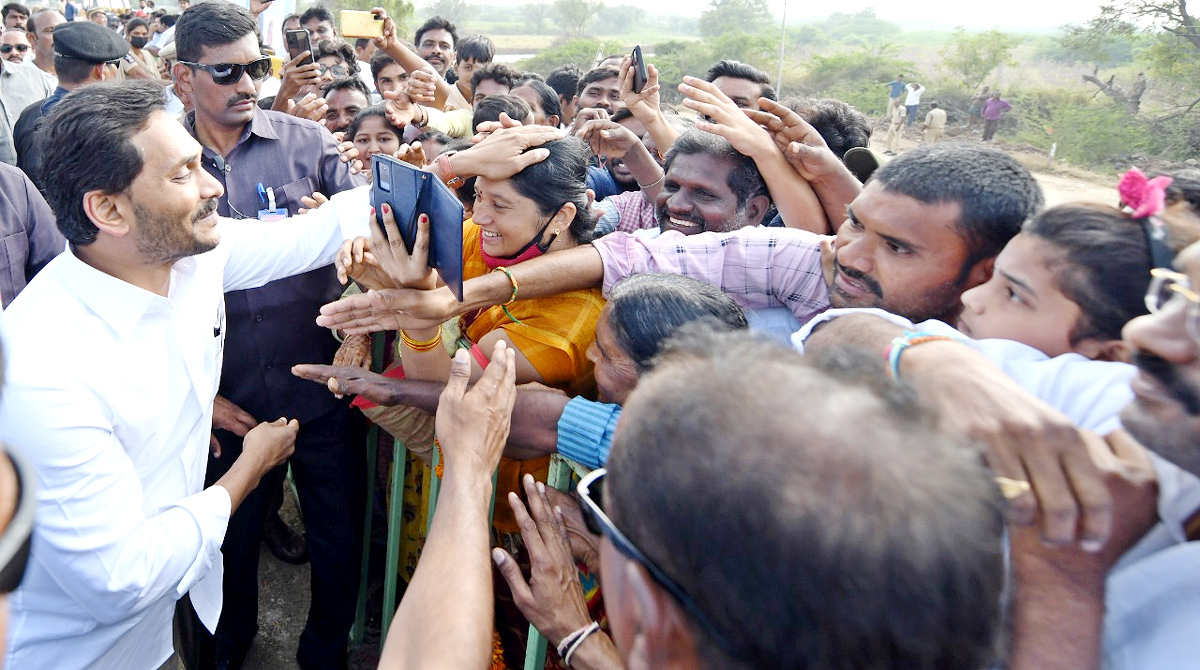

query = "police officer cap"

[{"left": 53, "top": 22, "right": 129, "bottom": 64}]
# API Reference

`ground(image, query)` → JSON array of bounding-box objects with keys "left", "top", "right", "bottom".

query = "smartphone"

[
  {"left": 371, "top": 155, "right": 465, "bottom": 300},
  {"left": 340, "top": 10, "right": 383, "bottom": 38},
  {"left": 631, "top": 45, "right": 647, "bottom": 94},
  {"left": 284, "top": 29, "right": 314, "bottom": 65}
]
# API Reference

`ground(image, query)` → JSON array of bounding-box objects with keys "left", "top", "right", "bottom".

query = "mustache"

[
  {"left": 1132, "top": 350, "right": 1200, "bottom": 414},
  {"left": 833, "top": 255, "right": 883, "bottom": 298},
  {"left": 227, "top": 93, "right": 255, "bottom": 108},
  {"left": 193, "top": 198, "right": 218, "bottom": 222}
]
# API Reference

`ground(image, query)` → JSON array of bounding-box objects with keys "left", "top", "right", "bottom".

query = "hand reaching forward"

[
  {"left": 334, "top": 235, "right": 397, "bottom": 290},
  {"left": 679, "top": 75, "right": 777, "bottom": 161},
  {"left": 745, "top": 99, "right": 846, "bottom": 183},
  {"left": 435, "top": 341, "right": 517, "bottom": 476},
  {"left": 369, "top": 207, "right": 438, "bottom": 290},
  {"left": 494, "top": 474, "right": 595, "bottom": 644}
]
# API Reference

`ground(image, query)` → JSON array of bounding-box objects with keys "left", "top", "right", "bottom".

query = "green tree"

[
  {"left": 698, "top": 0, "right": 772, "bottom": 38},
  {"left": 1065, "top": 0, "right": 1200, "bottom": 117},
  {"left": 595, "top": 5, "right": 645, "bottom": 35},
  {"left": 420, "top": 0, "right": 474, "bottom": 25},
  {"left": 938, "top": 27, "right": 1019, "bottom": 90},
  {"left": 519, "top": 1, "right": 551, "bottom": 33},
  {"left": 552, "top": 0, "right": 606, "bottom": 37}
]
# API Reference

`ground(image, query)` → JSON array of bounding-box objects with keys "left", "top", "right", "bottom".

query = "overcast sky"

[{"left": 484, "top": 0, "right": 1111, "bottom": 32}]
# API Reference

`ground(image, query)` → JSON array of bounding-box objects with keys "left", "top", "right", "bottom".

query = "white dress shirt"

[
  {"left": 904, "top": 84, "right": 925, "bottom": 106},
  {"left": 0, "top": 185, "right": 370, "bottom": 670}
]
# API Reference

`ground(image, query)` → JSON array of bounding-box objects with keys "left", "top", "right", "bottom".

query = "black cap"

[{"left": 53, "top": 22, "right": 129, "bottom": 63}]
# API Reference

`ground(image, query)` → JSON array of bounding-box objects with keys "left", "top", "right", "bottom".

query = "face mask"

[
  {"left": 130, "top": 36, "right": 148, "bottom": 49},
  {"left": 479, "top": 218, "right": 558, "bottom": 271}
]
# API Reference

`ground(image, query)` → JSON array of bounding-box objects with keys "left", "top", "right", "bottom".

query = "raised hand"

[
  {"left": 746, "top": 99, "right": 846, "bottom": 183},
  {"left": 435, "top": 340, "right": 517, "bottom": 475},
  {"left": 679, "top": 75, "right": 777, "bottom": 160},
  {"left": 286, "top": 92, "right": 328, "bottom": 126},
  {"left": 494, "top": 474, "right": 594, "bottom": 644},
  {"left": 618, "top": 54, "right": 662, "bottom": 124},
  {"left": 369, "top": 208, "right": 438, "bottom": 290},
  {"left": 334, "top": 236, "right": 396, "bottom": 289},
  {"left": 576, "top": 118, "right": 641, "bottom": 161},
  {"left": 276, "top": 51, "right": 321, "bottom": 103}
]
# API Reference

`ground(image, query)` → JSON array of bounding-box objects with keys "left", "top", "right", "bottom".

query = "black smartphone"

[
  {"left": 371, "top": 155, "right": 465, "bottom": 301},
  {"left": 284, "top": 29, "right": 314, "bottom": 65},
  {"left": 631, "top": 45, "right": 647, "bottom": 94}
]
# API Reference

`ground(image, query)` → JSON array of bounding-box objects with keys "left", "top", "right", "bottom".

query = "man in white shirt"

[
  {"left": 904, "top": 81, "right": 924, "bottom": 127},
  {"left": 0, "top": 54, "right": 53, "bottom": 163},
  {"left": 0, "top": 80, "right": 369, "bottom": 669}
]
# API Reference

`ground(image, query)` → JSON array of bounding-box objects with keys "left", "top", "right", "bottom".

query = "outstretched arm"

[{"left": 378, "top": 342, "right": 517, "bottom": 669}]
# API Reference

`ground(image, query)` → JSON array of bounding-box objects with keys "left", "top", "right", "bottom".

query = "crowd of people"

[{"left": 1, "top": 1, "right": 1200, "bottom": 670}]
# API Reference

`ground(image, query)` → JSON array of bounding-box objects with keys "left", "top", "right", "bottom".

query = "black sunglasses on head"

[
  {"left": 180, "top": 57, "right": 271, "bottom": 85},
  {"left": 0, "top": 44, "right": 30, "bottom": 53},
  {"left": 576, "top": 468, "right": 742, "bottom": 658},
  {"left": 0, "top": 448, "right": 36, "bottom": 595}
]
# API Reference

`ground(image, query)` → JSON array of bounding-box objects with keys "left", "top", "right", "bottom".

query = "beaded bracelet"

[
  {"left": 400, "top": 328, "right": 443, "bottom": 353},
  {"left": 494, "top": 266, "right": 519, "bottom": 305},
  {"left": 557, "top": 621, "right": 601, "bottom": 667},
  {"left": 884, "top": 331, "right": 959, "bottom": 379}
]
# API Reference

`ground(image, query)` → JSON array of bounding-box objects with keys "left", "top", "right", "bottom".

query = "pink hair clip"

[{"left": 1119, "top": 167, "right": 1174, "bottom": 219}]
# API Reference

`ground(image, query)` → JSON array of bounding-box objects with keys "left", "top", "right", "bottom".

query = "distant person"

[
  {"left": 883, "top": 73, "right": 904, "bottom": 116},
  {"left": 451, "top": 33, "right": 494, "bottom": 103},
  {"left": 546, "top": 63, "right": 581, "bottom": 125},
  {"left": 24, "top": 8, "right": 66, "bottom": 77},
  {"left": 969, "top": 84, "right": 990, "bottom": 128},
  {"left": 86, "top": 8, "right": 106, "bottom": 26},
  {"left": 573, "top": 66, "right": 622, "bottom": 115},
  {"left": 981, "top": 91, "right": 1012, "bottom": 142},
  {"left": 904, "top": 81, "right": 924, "bottom": 127},
  {"left": 299, "top": 5, "right": 337, "bottom": 42},
  {"left": 1, "top": 3, "right": 27, "bottom": 30},
  {"left": 922, "top": 101, "right": 946, "bottom": 144},
  {"left": 884, "top": 100, "right": 904, "bottom": 155},
  {"left": 704, "top": 59, "right": 775, "bottom": 111}
]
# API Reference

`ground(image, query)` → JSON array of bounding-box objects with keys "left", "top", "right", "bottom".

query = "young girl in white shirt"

[{"left": 956, "top": 169, "right": 1200, "bottom": 362}]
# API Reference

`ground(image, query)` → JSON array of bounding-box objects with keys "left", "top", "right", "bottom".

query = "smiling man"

[
  {"left": 414, "top": 15, "right": 456, "bottom": 77},
  {"left": 0, "top": 80, "right": 370, "bottom": 670},
  {"left": 173, "top": 2, "right": 367, "bottom": 668}
]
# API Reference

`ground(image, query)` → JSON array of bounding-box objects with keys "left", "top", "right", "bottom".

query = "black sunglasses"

[
  {"left": 0, "top": 448, "right": 36, "bottom": 595},
  {"left": 180, "top": 57, "right": 271, "bottom": 85},
  {"left": 576, "top": 469, "right": 741, "bottom": 657},
  {"left": 0, "top": 44, "right": 30, "bottom": 53}
]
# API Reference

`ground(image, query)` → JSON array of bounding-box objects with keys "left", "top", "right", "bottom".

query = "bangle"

[
  {"left": 436, "top": 153, "right": 464, "bottom": 188},
  {"left": 494, "top": 266, "right": 519, "bottom": 305},
  {"left": 637, "top": 171, "right": 665, "bottom": 190},
  {"left": 883, "top": 331, "right": 959, "bottom": 379},
  {"left": 557, "top": 621, "right": 601, "bottom": 667},
  {"left": 400, "top": 329, "right": 443, "bottom": 352}
]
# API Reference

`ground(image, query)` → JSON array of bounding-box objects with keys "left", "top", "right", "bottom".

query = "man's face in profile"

[
  {"left": 1121, "top": 241, "right": 1200, "bottom": 476},
  {"left": 830, "top": 181, "right": 982, "bottom": 324},
  {"left": 120, "top": 111, "right": 224, "bottom": 264}
]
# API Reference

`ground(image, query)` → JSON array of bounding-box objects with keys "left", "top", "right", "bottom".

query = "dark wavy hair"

[
  {"left": 507, "top": 136, "right": 595, "bottom": 244},
  {"left": 41, "top": 81, "right": 165, "bottom": 245}
]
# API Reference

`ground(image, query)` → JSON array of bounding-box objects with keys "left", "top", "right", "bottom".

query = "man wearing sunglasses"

[
  {"left": 13, "top": 21, "right": 126, "bottom": 189},
  {"left": 173, "top": 3, "right": 367, "bottom": 669},
  {"left": 0, "top": 29, "right": 29, "bottom": 65},
  {"left": 0, "top": 23, "right": 51, "bottom": 166}
]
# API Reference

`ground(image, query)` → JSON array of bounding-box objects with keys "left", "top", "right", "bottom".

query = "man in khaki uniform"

[
  {"left": 884, "top": 101, "right": 904, "bottom": 155},
  {"left": 923, "top": 102, "right": 946, "bottom": 144}
]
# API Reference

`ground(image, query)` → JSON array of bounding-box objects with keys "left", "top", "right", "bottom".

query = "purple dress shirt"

[{"left": 0, "top": 161, "right": 64, "bottom": 308}]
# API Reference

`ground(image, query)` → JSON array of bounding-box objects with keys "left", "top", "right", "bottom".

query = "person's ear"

[
  {"left": 83, "top": 189, "right": 133, "bottom": 239},
  {"left": 1073, "top": 337, "right": 1131, "bottom": 363},
  {"left": 963, "top": 255, "right": 996, "bottom": 290},
  {"left": 92, "top": 62, "right": 109, "bottom": 81},
  {"left": 173, "top": 61, "right": 193, "bottom": 93},
  {"left": 744, "top": 194, "right": 770, "bottom": 225},
  {"left": 549, "top": 201, "right": 577, "bottom": 236},
  {"left": 548, "top": 114, "right": 560, "bottom": 128}
]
